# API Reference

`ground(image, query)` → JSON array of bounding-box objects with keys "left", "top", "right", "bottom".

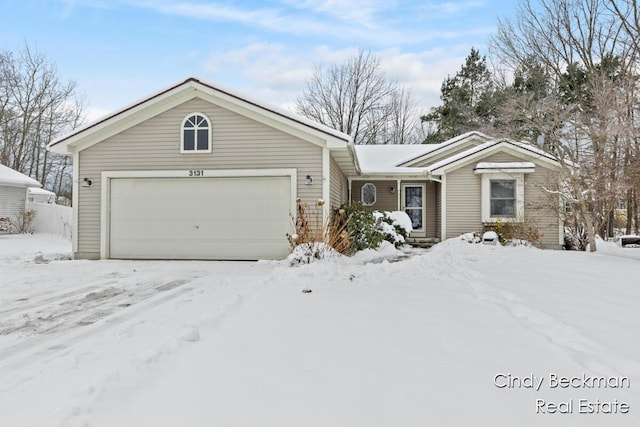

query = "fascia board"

[{"left": 429, "top": 142, "right": 562, "bottom": 175}]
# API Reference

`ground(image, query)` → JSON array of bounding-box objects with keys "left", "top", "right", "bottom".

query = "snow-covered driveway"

[{"left": 1, "top": 234, "right": 639, "bottom": 426}]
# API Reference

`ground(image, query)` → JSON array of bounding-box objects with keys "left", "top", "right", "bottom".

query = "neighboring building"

[
  {"left": 28, "top": 187, "right": 57, "bottom": 204},
  {"left": 48, "top": 78, "right": 564, "bottom": 260},
  {"left": 0, "top": 164, "right": 42, "bottom": 232}
]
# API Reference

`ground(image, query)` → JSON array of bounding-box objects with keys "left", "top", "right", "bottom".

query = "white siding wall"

[
  {"left": 77, "top": 97, "right": 322, "bottom": 258},
  {"left": 0, "top": 186, "right": 27, "bottom": 223}
]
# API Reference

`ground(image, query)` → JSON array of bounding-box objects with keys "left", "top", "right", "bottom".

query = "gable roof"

[
  {"left": 0, "top": 164, "right": 41, "bottom": 188},
  {"left": 48, "top": 77, "right": 352, "bottom": 150},
  {"left": 398, "top": 131, "right": 492, "bottom": 167},
  {"left": 426, "top": 139, "right": 562, "bottom": 174},
  {"left": 352, "top": 135, "right": 562, "bottom": 177}
]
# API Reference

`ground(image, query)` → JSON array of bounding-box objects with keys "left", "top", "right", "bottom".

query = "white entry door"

[{"left": 401, "top": 184, "right": 426, "bottom": 237}]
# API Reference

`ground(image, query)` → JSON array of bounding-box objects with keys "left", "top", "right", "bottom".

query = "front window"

[
  {"left": 490, "top": 180, "right": 516, "bottom": 217},
  {"left": 361, "top": 183, "right": 376, "bottom": 206},
  {"left": 181, "top": 113, "right": 211, "bottom": 153}
]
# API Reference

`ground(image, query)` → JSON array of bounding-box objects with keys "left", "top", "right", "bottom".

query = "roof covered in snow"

[
  {"left": 28, "top": 187, "right": 56, "bottom": 196},
  {"left": 354, "top": 144, "right": 442, "bottom": 174},
  {"left": 475, "top": 162, "right": 536, "bottom": 170},
  {"left": 0, "top": 164, "right": 41, "bottom": 188}
]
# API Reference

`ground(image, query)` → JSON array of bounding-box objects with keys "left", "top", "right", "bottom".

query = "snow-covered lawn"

[{"left": 0, "top": 234, "right": 638, "bottom": 426}]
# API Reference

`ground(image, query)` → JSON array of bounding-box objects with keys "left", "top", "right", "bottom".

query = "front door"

[{"left": 402, "top": 184, "right": 426, "bottom": 237}]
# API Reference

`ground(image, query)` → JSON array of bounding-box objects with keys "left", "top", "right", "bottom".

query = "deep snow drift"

[{"left": 0, "top": 234, "right": 638, "bottom": 426}]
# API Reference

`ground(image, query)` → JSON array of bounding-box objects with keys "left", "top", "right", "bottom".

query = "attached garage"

[
  {"left": 104, "top": 171, "right": 295, "bottom": 260},
  {"left": 47, "top": 78, "right": 355, "bottom": 260}
]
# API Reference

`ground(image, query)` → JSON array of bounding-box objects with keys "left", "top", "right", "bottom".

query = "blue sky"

[{"left": 0, "top": 0, "right": 519, "bottom": 121}]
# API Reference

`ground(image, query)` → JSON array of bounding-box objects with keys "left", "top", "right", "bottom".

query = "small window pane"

[
  {"left": 362, "top": 183, "right": 376, "bottom": 205},
  {"left": 491, "top": 199, "right": 515, "bottom": 216},
  {"left": 197, "top": 129, "right": 209, "bottom": 150},
  {"left": 491, "top": 181, "right": 515, "bottom": 198},
  {"left": 406, "top": 208, "right": 423, "bottom": 229},
  {"left": 197, "top": 116, "right": 208, "bottom": 127},
  {"left": 183, "top": 130, "right": 195, "bottom": 150},
  {"left": 185, "top": 116, "right": 196, "bottom": 127},
  {"left": 405, "top": 187, "right": 423, "bottom": 207}
]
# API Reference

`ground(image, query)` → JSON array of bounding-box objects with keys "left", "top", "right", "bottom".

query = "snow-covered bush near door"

[{"left": 373, "top": 210, "right": 412, "bottom": 248}]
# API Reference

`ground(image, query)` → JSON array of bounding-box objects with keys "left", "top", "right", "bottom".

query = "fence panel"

[{"left": 26, "top": 202, "right": 72, "bottom": 240}]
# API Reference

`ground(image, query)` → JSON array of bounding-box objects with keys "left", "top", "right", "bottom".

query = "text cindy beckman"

[{"left": 494, "top": 373, "right": 631, "bottom": 414}]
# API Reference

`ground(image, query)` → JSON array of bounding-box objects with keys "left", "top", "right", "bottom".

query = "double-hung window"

[{"left": 490, "top": 180, "right": 516, "bottom": 217}]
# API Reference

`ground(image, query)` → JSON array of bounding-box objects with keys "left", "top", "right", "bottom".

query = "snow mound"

[
  {"left": 285, "top": 242, "right": 343, "bottom": 266},
  {"left": 180, "top": 326, "right": 201, "bottom": 342},
  {"left": 0, "top": 234, "right": 72, "bottom": 263}
]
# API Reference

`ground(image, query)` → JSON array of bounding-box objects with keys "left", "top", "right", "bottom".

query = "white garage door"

[{"left": 109, "top": 176, "right": 292, "bottom": 260}]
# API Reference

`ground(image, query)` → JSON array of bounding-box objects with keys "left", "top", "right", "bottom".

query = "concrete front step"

[{"left": 407, "top": 238, "right": 440, "bottom": 248}]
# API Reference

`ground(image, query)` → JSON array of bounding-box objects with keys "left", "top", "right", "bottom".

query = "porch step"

[{"left": 406, "top": 237, "right": 440, "bottom": 248}]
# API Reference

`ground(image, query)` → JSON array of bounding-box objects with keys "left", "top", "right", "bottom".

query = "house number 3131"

[{"left": 188, "top": 170, "right": 204, "bottom": 177}]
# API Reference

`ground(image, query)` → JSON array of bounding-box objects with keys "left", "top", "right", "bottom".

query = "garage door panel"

[{"left": 109, "top": 176, "right": 291, "bottom": 260}]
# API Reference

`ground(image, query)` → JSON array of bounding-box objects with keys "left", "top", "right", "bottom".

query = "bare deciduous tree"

[
  {"left": 0, "top": 44, "right": 84, "bottom": 200},
  {"left": 295, "top": 49, "right": 422, "bottom": 144},
  {"left": 490, "top": 0, "right": 639, "bottom": 251}
]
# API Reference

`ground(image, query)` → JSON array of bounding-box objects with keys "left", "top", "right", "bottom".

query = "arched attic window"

[{"left": 181, "top": 113, "right": 211, "bottom": 153}]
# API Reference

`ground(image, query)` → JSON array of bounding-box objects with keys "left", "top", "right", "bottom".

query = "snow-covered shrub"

[
  {"left": 285, "top": 242, "right": 342, "bottom": 266},
  {"left": 564, "top": 225, "right": 588, "bottom": 250},
  {"left": 333, "top": 203, "right": 413, "bottom": 251},
  {"left": 483, "top": 219, "right": 542, "bottom": 248},
  {"left": 373, "top": 211, "right": 412, "bottom": 248}
]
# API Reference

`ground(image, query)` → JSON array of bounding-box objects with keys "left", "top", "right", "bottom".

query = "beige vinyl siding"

[
  {"left": 523, "top": 166, "right": 561, "bottom": 248},
  {"left": 329, "top": 155, "right": 348, "bottom": 209},
  {"left": 444, "top": 151, "right": 561, "bottom": 247},
  {"left": 435, "top": 183, "right": 442, "bottom": 239},
  {"left": 410, "top": 138, "right": 485, "bottom": 168},
  {"left": 351, "top": 180, "right": 398, "bottom": 211},
  {"left": 0, "top": 186, "right": 27, "bottom": 222},
  {"left": 425, "top": 181, "right": 438, "bottom": 238},
  {"left": 77, "top": 97, "right": 322, "bottom": 258},
  {"left": 445, "top": 164, "right": 482, "bottom": 238},
  {"left": 481, "top": 152, "right": 561, "bottom": 247}
]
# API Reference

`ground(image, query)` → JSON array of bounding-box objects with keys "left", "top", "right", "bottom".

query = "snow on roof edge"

[{"left": 0, "top": 164, "right": 41, "bottom": 187}]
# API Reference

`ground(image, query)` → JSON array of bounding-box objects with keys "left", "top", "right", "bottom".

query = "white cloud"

[
  {"left": 200, "top": 43, "right": 472, "bottom": 112},
  {"left": 421, "top": 1, "right": 486, "bottom": 15},
  {"left": 116, "top": 0, "right": 484, "bottom": 46},
  {"left": 278, "top": 0, "right": 396, "bottom": 28},
  {"left": 84, "top": 106, "right": 113, "bottom": 123}
]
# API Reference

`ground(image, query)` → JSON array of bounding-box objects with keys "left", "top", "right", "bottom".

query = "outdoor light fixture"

[
  {"left": 82, "top": 178, "right": 93, "bottom": 187},
  {"left": 389, "top": 186, "right": 396, "bottom": 194},
  {"left": 305, "top": 175, "right": 313, "bottom": 185}
]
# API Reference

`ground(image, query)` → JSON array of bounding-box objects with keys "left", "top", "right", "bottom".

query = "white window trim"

[
  {"left": 180, "top": 112, "right": 212, "bottom": 153},
  {"left": 361, "top": 182, "right": 376, "bottom": 206},
  {"left": 481, "top": 172, "right": 524, "bottom": 223}
]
